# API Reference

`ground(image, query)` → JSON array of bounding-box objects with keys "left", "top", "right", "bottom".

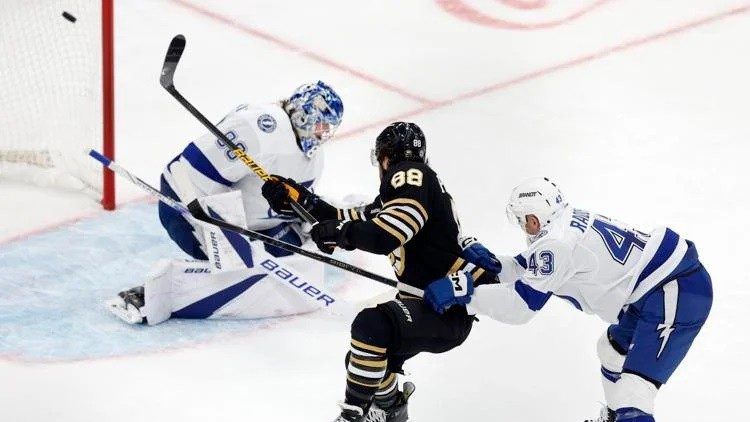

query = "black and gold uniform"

[
  {"left": 336, "top": 159, "right": 493, "bottom": 289},
  {"left": 261, "top": 122, "right": 495, "bottom": 421}
]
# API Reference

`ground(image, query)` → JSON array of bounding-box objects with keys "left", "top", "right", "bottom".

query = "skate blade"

[{"left": 105, "top": 299, "right": 143, "bottom": 324}]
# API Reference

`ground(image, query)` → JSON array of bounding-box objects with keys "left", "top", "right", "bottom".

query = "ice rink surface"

[{"left": 1, "top": 0, "right": 749, "bottom": 420}]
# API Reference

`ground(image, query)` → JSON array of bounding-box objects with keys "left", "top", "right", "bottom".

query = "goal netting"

[{"left": 0, "top": 0, "right": 115, "bottom": 209}]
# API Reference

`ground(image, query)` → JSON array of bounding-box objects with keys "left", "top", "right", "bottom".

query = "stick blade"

[{"left": 160, "top": 34, "right": 186, "bottom": 89}]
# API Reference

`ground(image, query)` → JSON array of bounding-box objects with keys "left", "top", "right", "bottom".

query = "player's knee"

[
  {"left": 608, "top": 373, "right": 658, "bottom": 416},
  {"left": 598, "top": 331, "right": 626, "bottom": 376},
  {"left": 351, "top": 307, "right": 394, "bottom": 351}
]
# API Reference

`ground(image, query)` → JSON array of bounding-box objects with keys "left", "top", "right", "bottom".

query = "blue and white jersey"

[
  {"left": 469, "top": 207, "right": 694, "bottom": 323},
  {"left": 162, "top": 102, "right": 324, "bottom": 231}
]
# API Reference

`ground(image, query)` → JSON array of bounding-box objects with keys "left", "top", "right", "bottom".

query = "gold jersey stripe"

[
  {"left": 336, "top": 208, "right": 343, "bottom": 220},
  {"left": 471, "top": 267, "right": 486, "bottom": 280},
  {"left": 381, "top": 198, "right": 428, "bottom": 221},
  {"left": 347, "top": 375, "right": 382, "bottom": 388},
  {"left": 350, "top": 357, "right": 388, "bottom": 368},
  {"left": 373, "top": 218, "right": 407, "bottom": 245},
  {"left": 350, "top": 209, "right": 360, "bottom": 221},
  {"left": 351, "top": 339, "right": 387, "bottom": 354},
  {"left": 379, "top": 373, "right": 397, "bottom": 389},
  {"left": 380, "top": 208, "right": 421, "bottom": 233},
  {"left": 447, "top": 257, "right": 466, "bottom": 274}
]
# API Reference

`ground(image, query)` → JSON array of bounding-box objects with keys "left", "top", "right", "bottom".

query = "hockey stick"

[
  {"left": 88, "top": 149, "right": 423, "bottom": 298},
  {"left": 159, "top": 34, "right": 316, "bottom": 225}
]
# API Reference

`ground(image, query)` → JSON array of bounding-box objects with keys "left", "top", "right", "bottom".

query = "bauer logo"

[
  {"left": 518, "top": 191, "right": 540, "bottom": 198},
  {"left": 260, "top": 258, "right": 335, "bottom": 306},
  {"left": 257, "top": 114, "right": 277, "bottom": 133}
]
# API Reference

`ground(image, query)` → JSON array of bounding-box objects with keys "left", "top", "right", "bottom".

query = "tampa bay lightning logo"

[{"left": 257, "top": 114, "right": 277, "bottom": 133}]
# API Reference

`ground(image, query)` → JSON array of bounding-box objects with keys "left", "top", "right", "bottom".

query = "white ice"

[{"left": 1, "top": 0, "right": 748, "bottom": 420}]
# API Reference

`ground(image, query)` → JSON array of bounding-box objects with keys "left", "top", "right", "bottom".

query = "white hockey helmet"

[{"left": 506, "top": 177, "right": 568, "bottom": 229}]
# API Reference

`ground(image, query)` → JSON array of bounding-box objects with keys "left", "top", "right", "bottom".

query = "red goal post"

[{"left": 102, "top": 0, "right": 115, "bottom": 210}]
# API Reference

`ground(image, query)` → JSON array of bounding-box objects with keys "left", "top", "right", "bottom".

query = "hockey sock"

[
  {"left": 373, "top": 372, "right": 400, "bottom": 409},
  {"left": 345, "top": 339, "right": 388, "bottom": 409},
  {"left": 344, "top": 306, "right": 394, "bottom": 410}
]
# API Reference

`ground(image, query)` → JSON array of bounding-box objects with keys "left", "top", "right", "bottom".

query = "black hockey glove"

[
  {"left": 261, "top": 175, "right": 315, "bottom": 217},
  {"left": 310, "top": 220, "right": 355, "bottom": 254}
]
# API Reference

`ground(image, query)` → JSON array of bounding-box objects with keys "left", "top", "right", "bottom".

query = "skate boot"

[
  {"left": 106, "top": 286, "right": 146, "bottom": 324},
  {"left": 368, "top": 382, "right": 416, "bottom": 422},
  {"left": 332, "top": 402, "right": 364, "bottom": 422},
  {"left": 585, "top": 406, "right": 616, "bottom": 422}
]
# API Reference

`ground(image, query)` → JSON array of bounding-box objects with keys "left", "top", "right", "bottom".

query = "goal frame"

[{"left": 102, "top": 0, "right": 115, "bottom": 210}]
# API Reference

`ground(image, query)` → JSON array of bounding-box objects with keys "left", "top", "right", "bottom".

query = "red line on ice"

[
  {"left": 497, "top": 0, "right": 548, "bottom": 11},
  {"left": 436, "top": 0, "right": 611, "bottom": 30},
  {"left": 337, "top": 4, "right": 750, "bottom": 139},
  {"left": 168, "top": 0, "right": 437, "bottom": 106},
  {"left": 0, "top": 195, "right": 153, "bottom": 246}
]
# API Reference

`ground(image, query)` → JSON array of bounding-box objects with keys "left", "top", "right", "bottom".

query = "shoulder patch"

[{"left": 257, "top": 114, "right": 277, "bottom": 133}]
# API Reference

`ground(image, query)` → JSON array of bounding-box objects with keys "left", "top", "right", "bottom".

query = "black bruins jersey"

[{"left": 339, "top": 161, "right": 496, "bottom": 290}]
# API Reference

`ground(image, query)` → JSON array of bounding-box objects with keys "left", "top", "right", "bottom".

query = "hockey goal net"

[{"left": 0, "top": 0, "right": 115, "bottom": 209}]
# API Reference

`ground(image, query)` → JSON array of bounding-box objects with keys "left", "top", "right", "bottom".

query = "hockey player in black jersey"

[{"left": 262, "top": 122, "right": 498, "bottom": 422}]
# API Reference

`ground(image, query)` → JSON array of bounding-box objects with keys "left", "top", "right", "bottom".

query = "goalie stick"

[
  {"left": 88, "top": 149, "right": 424, "bottom": 298},
  {"left": 159, "top": 34, "right": 316, "bottom": 225}
]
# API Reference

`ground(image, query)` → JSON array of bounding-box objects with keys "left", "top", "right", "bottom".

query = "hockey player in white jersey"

[
  {"left": 423, "top": 177, "right": 713, "bottom": 422},
  {"left": 108, "top": 81, "right": 344, "bottom": 325}
]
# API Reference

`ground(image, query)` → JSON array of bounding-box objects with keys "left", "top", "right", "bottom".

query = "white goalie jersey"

[
  {"left": 114, "top": 103, "right": 333, "bottom": 326},
  {"left": 469, "top": 207, "right": 691, "bottom": 324},
  {"left": 162, "top": 102, "right": 324, "bottom": 231}
]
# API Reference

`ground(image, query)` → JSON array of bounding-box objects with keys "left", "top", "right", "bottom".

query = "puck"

[{"left": 62, "top": 11, "right": 77, "bottom": 23}]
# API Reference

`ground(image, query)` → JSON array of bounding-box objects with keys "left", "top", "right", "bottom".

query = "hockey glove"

[
  {"left": 261, "top": 175, "right": 315, "bottom": 217},
  {"left": 459, "top": 236, "right": 502, "bottom": 273},
  {"left": 310, "top": 220, "right": 355, "bottom": 254},
  {"left": 424, "top": 271, "right": 475, "bottom": 314}
]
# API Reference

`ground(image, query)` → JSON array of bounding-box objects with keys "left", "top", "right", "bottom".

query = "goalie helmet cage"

[{"left": 0, "top": 0, "right": 115, "bottom": 210}]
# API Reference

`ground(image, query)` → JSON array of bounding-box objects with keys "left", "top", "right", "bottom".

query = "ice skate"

[
  {"left": 585, "top": 406, "right": 615, "bottom": 422},
  {"left": 106, "top": 285, "right": 145, "bottom": 324}
]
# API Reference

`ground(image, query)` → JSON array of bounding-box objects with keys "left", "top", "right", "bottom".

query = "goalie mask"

[{"left": 284, "top": 81, "right": 344, "bottom": 158}]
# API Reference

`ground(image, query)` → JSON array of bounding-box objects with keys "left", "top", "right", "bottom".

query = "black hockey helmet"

[{"left": 371, "top": 122, "right": 427, "bottom": 166}]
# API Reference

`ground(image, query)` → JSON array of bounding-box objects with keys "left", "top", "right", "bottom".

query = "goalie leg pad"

[
  {"left": 143, "top": 259, "right": 176, "bottom": 325},
  {"left": 142, "top": 256, "right": 326, "bottom": 325},
  {"left": 198, "top": 190, "right": 253, "bottom": 273}
]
